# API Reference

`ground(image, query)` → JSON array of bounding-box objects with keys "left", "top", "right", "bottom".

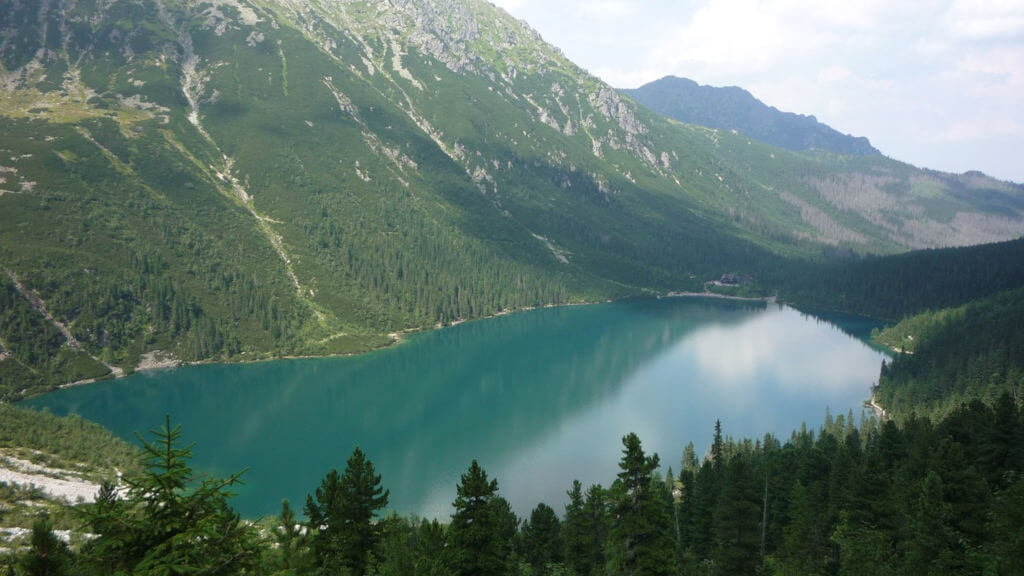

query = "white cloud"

[
  {"left": 491, "top": 0, "right": 1024, "bottom": 182},
  {"left": 945, "top": 0, "right": 1024, "bottom": 40},
  {"left": 578, "top": 0, "right": 632, "bottom": 17},
  {"left": 684, "top": 310, "right": 879, "bottom": 392}
]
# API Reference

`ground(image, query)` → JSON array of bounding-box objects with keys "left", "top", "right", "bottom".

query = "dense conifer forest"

[
  {"left": 1, "top": 1, "right": 1023, "bottom": 572},
  {"left": 774, "top": 237, "right": 1024, "bottom": 321},
  {"left": 872, "top": 288, "right": 1024, "bottom": 419},
  {"left": 3, "top": 231, "right": 1024, "bottom": 574},
  {"left": 2, "top": 396, "right": 1023, "bottom": 575},
  {"left": 3, "top": 0, "right": 1024, "bottom": 401}
]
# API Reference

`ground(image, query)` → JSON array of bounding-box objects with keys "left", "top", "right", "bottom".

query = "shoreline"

[
  {"left": 662, "top": 290, "right": 777, "bottom": 303},
  {"left": 864, "top": 395, "right": 889, "bottom": 420},
  {"left": 32, "top": 291, "right": 775, "bottom": 397},
  {"left": 31, "top": 300, "right": 599, "bottom": 396}
]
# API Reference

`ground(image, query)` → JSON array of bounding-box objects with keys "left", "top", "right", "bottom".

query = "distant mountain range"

[
  {"left": 1, "top": 0, "right": 1023, "bottom": 396},
  {"left": 623, "top": 76, "right": 880, "bottom": 156}
]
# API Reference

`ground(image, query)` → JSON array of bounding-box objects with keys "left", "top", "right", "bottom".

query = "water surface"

[{"left": 26, "top": 298, "right": 886, "bottom": 519}]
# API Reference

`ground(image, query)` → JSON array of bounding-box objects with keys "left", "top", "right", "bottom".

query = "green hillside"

[
  {"left": 2, "top": 0, "right": 1023, "bottom": 397},
  {"left": 873, "top": 288, "right": 1024, "bottom": 418},
  {"left": 775, "top": 237, "right": 1024, "bottom": 321}
]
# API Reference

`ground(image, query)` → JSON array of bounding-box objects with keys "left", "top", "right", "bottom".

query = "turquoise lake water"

[{"left": 25, "top": 298, "right": 886, "bottom": 519}]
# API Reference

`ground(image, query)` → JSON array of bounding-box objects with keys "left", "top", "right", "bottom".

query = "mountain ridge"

[
  {"left": 1, "top": 0, "right": 1024, "bottom": 397},
  {"left": 622, "top": 75, "right": 881, "bottom": 156}
]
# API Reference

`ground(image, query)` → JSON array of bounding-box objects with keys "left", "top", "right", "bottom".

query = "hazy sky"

[{"left": 490, "top": 0, "right": 1024, "bottom": 183}]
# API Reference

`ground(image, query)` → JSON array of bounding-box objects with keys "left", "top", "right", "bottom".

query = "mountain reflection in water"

[{"left": 26, "top": 298, "right": 885, "bottom": 519}]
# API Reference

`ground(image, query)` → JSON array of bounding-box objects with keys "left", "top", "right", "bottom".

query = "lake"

[{"left": 25, "top": 297, "right": 887, "bottom": 520}]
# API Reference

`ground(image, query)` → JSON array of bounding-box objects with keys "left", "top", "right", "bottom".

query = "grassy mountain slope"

[{"left": 2, "top": 0, "right": 1023, "bottom": 397}]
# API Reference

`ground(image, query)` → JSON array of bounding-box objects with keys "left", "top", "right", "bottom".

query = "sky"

[{"left": 489, "top": 0, "right": 1024, "bottom": 183}]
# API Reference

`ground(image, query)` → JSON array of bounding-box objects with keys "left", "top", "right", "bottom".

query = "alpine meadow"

[{"left": 1, "top": 0, "right": 1024, "bottom": 574}]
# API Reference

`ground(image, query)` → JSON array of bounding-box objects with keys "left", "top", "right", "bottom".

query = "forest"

[
  {"left": 773, "top": 237, "right": 1024, "bottom": 321},
  {"left": 2, "top": 394, "right": 1023, "bottom": 576},
  {"left": 871, "top": 287, "right": 1024, "bottom": 419},
  {"left": 4, "top": 232, "right": 1024, "bottom": 575}
]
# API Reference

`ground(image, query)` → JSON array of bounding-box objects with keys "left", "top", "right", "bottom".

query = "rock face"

[
  {"left": 1, "top": 0, "right": 1023, "bottom": 391},
  {"left": 623, "top": 75, "right": 880, "bottom": 156}
]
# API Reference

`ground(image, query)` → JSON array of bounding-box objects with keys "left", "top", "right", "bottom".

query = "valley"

[
  {"left": 0, "top": 0, "right": 1023, "bottom": 573},
  {"left": 2, "top": 0, "right": 1023, "bottom": 399}
]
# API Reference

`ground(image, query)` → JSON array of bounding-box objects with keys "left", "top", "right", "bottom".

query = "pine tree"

[
  {"left": 904, "top": 471, "right": 958, "bottom": 575},
  {"left": 778, "top": 480, "right": 830, "bottom": 575},
  {"left": 16, "top": 514, "right": 73, "bottom": 576},
  {"left": 675, "top": 465, "right": 700, "bottom": 573},
  {"left": 78, "top": 416, "right": 260, "bottom": 575},
  {"left": 610, "top": 433, "right": 675, "bottom": 576},
  {"left": 448, "top": 460, "right": 512, "bottom": 576},
  {"left": 831, "top": 511, "right": 897, "bottom": 576},
  {"left": 372, "top": 515, "right": 417, "bottom": 576},
  {"left": 930, "top": 438, "right": 990, "bottom": 557},
  {"left": 581, "top": 484, "right": 609, "bottom": 576},
  {"left": 987, "top": 472, "right": 1024, "bottom": 574},
  {"left": 413, "top": 519, "right": 450, "bottom": 576},
  {"left": 984, "top": 391, "right": 1023, "bottom": 487},
  {"left": 711, "top": 452, "right": 761, "bottom": 575},
  {"left": 520, "top": 502, "right": 563, "bottom": 573},
  {"left": 562, "top": 480, "right": 588, "bottom": 576},
  {"left": 711, "top": 420, "right": 725, "bottom": 475},
  {"left": 269, "top": 499, "right": 314, "bottom": 575},
  {"left": 305, "top": 446, "right": 389, "bottom": 576}
]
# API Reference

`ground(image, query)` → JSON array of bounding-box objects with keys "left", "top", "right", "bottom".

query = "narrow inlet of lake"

[{"left": 25, "top": 298, "right": 887, "bottom": 519}]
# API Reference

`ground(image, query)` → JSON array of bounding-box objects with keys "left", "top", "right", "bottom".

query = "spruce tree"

[
  {"left": 17, "top": 514, "right": 72, "bottom": 576},
  {"left": 305, "top": 446, "right": 389, "bottom": 576},
  {"left": 562, "top": 480, "right": 588, "bottom": 576},
  {"left": 904, "top": 471, "right": 958, "bottom": 575},
  {"left": 77, "top": 416, "right": 260, "bottom": 575},
  {"left": 448, "top": 460, "right": 512, "bottom": 576},
  {"left": 987, "top": 472, "right": 1024, "bottom": 574},
  {"left": 581, "top": 484, "right": 609, "bottom": 576},
  {"left": 413, "top": 519, "right": 450, "bottom": 576},
  {"left": 520, "top": 502, "right": 563, "bottom": 573},
  {"left": 270, "top": 499, "right": 314, "bottom": 575},
  {"left": 711, "top": 453, "right": 761, "bottom": 575},
  {"left": 611, "top": 433, "right": 674, "bottom": 576}
]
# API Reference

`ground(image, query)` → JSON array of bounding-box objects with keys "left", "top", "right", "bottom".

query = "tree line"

[
  {"left": 774, "top": 237, "right": 1024, "bottom": 322},
  {"left": 874, "top": 288, "right": 1024, "bottom": 419},
  {"left": 4, "top": 398, "right": 1023, "bottom": 575}
]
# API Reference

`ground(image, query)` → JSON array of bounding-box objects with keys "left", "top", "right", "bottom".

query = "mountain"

[
  {"left": 2, "top": 0, "right": 1024, "bottom": 396},
  {"left": 622, "top": 75, "right": 880, "bottom": 156}
]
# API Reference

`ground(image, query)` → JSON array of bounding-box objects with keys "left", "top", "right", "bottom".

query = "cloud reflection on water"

[{"left": 492, "top": 303, "right": 885, "bottom": 516}]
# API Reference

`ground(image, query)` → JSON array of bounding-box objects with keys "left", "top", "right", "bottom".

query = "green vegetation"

[
  {"left": 2, "top": 407, "right": 1022, "bottom": 575},
  {"left": 776, "top": 238, "right": 1024, "bottom": 321},
  {"left": 1, "top": 0, "right": 1022, "bottom": 400},
  {"left": 13, "top": 515, "right": 74, "bottom": 576},
  {"left": 75, "top": 417, "right": 263, "bottom": 575},
  {"left": 0, "top": 404, "right": 137, "bottom": 537},
  {"left": 305, "top": 448, "right": 389, "bottom": 576},
  {"left": 0, "top": 273, "right": 111, "bottom": 399},
  {"left": 448, "top": 460, "right": 516, "bottom": 576},
  {"left": 1, "top": 1, "right": 1022, "bottom": 573},
  {"left": 873, "top": 288, "right": 1024, "bottom": 419},
  {"left": 0, "top": 404, "right": 137, "bottom": 477}
]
